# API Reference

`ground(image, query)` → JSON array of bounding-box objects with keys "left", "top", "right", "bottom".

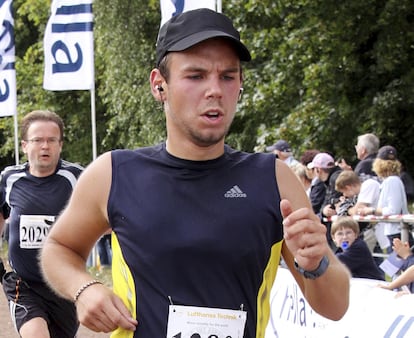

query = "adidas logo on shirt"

[{"left": 224, "top": 185, "right": 247, "bottom": 198}]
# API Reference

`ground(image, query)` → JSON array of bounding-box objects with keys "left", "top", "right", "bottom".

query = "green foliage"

[
  {"left": 0, "top": 0, "right": 413, "bottom": 175},
  {"left": 94, "top": 1, "right": 165, "bottom": 150},
  {"left": 227, "top": 0, "right": 414, "bottom": 173},
  {"left": 0, "top": 0, "right": 109, "bottom": 167}
]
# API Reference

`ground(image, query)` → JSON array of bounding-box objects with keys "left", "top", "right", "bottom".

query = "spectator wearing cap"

[
  {"left": 266, "top": 140, "right": 299, "bottom": 167},
  {"left": 308, "top": 152, "right": 343, "bottom": 248},
  {"left": 300, "top": 149, "right": 326, "bottom": 213},
  {"left": 300, "top": 149, "right": 320, "bottom": 185},
  {"left": 359, "top": 145, "right": 412, "bottom": 253}
]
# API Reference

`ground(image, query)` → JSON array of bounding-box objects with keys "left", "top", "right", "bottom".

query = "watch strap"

[{"left": 294, "top": 255, "right": 329, "bottom": 280}]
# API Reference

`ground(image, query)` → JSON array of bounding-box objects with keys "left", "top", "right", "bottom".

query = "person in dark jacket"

[
  {"left": 336, "top": 133, "right": 379, "bottom": 176},
  {"left": 308, "top": 152, "right": 342, "bottom": 248},
  {"left": 331, "top": 216, "right": 384, "bottom": 280},
  {"left": 354, "top": 133, "right": 379, "bottom": 177},
  {"left": 300, "top": 149, "right": 326, "bottom": 214},
  {"left": 307, "top": 152, "right": 343, "bottom": 218}
]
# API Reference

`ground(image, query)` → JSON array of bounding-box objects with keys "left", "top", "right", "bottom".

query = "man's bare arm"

[
  {"left": 277, "top": 159, "right": 350, "bottom": 320},
  {"left": 41, "top": 152, "right": 137, "bottom": 332}
]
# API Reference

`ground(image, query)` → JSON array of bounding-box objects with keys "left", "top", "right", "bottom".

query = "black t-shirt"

[{"left": 0, "top": 160, "right": 83, "bottom": 282}]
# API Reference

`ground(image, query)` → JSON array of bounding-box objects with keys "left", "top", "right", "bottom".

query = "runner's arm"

[
  {"left": 277, "top": 159, "right": 350, "bottom": 320},
  {"left": 41, "top": 152, "right": 137, "bottom": 332}
]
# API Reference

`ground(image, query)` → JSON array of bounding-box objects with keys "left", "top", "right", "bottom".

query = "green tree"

[
  {"left": 94, "top": 0, "right": 164, "bottom": 150},
  {"left": 1, "top": 0, "right": 413, "bottom": 175},
  {"left": 228, "top": 0, "right": 414, "bottom": 173},
  {"left": 0, "top": 0, "right": 107, "bottom": 168}
]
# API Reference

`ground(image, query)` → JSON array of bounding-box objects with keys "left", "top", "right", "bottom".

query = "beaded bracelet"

[{"left": 73, "top": 280, "right": 103, "bottom": 303}]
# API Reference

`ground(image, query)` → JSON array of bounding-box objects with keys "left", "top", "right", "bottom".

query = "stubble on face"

[{"left": 164, "top": 39, "right": 242, "bottom": 150}]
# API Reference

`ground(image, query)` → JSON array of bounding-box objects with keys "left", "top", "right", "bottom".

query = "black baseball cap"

[
  {"left": 377, "top": 145, "right": 398, "bottom": 160},
  {"left": 156, "top": 8, "right": 251, "bottom": 67},
  {"left": 266, "top": 140, "right": 292, "bottom": 153}
]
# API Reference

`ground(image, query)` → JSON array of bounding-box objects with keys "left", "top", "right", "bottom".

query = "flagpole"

[
  {"left": 13, "top": 113, "right": 19, "bottom": 164},
  {"left": 90, "top": 80, "right": 97, "bottom": 268},
  {"left": 216, "top": 0, "right": 222, "bottom": 13},
  {"left": 90, "top": 87, "right": 97, "bottom": 160}
]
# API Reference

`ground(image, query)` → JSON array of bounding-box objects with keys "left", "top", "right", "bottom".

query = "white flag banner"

[
  {"left": 43, "top": 0, "right": 94, "bottom": 91},
  {"left": 160, "top": 0, "right": 216, "bottom": 26},
  {"left": 0, "top": 0, "right": 16, "bottom": 117}
]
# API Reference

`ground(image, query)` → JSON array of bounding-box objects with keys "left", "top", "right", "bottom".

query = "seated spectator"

[{"left": 331, "top": 216, "right": 384, "bottom": 280}]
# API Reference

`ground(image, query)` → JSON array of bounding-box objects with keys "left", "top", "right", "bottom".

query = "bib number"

[
  {"left": 166, "top": 305, "right": 247, "bottom": 338},
  {"left": 19, "top": 215, "right": 55, "bottom": 249}
]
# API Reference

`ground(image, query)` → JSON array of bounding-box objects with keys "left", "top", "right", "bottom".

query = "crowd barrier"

[
  {"left": 324, "top": 214, "right": 414, "bottom": 243},
  {"left": 265, "top": 267, "right": 414, "bottom": 338}
]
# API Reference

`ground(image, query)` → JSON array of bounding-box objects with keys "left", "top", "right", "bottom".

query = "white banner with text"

[
  {"left": 0, "top": 0, "right": 16, "bottom": 117},
  {"left": 43, "top": 0, "right": 94, "bottom": 91},
  {"left": 265, "top": 268, "right": 414, "bottom": 338}
]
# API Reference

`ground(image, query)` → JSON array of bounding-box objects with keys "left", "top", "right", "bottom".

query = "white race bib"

[
  {"left": 166, "top": 305, "right": 247, "bottom": 338},
  {"left": 19, "top": 215, "right": 55, "bottom": 249}
]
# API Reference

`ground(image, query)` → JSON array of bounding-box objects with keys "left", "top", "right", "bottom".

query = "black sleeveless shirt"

[{"left": 109, "top": 143, "right": 284, "bottom": 337}]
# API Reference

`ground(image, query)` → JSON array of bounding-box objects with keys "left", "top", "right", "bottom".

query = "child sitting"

[{"left": 331, "top": 216, "right": 384, "bottom": 280}]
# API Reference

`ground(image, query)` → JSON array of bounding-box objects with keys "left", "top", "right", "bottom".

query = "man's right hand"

[{"left": 76, "top": 282, "right": 138, "bottom": 333}]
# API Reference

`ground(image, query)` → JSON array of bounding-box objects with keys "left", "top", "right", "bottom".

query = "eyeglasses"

[
  {"left": 25, "top": 137, "right": 61, "bottom": 146},
  {"left": 335, "top": 230, "right": 355, "bottom": 238}
]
